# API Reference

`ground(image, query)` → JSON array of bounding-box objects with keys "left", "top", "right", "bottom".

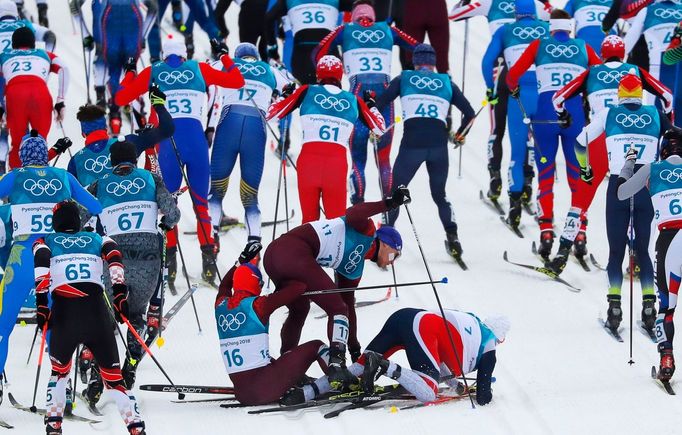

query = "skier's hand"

[
  {"left": 450, "top": 131, "right": 466, "bottom": 148},
  {"left": 146, "top": 304, "right": 161, "bottom": 330},
  {"left": 556, "top": 109, "right": 571, "bottom": 129},
  {"left": 159, "top": 215, "right": 174, "bottom": 232},
  {"left": 509, "top": 86, "right": 520, "bottom": 99},
  {"left": 124, "top": 57, "right": 137, "bottom": 75},
  {"left": 624, "top": 147, "right": 639, "bottom": 162},
  {"left": 476, "top": 388, "right": 492, "bottom": 405},
  {"left": 210, "top": 38, "right": 229, "bottom": 58},
  {"left": 281, "top": 82, "right": 296, "bottom": 99},
  {"left": 36, "top": 304, "right": 50, "bottom": 331},
  {"left": 205, "top": 126, "right": 215, "bottom": 146},
  {"left": 363, "top": 90, "right": 377, "bottom": 109},
  {"left": 112, "top": 283, "right": 129, "bottom": 323},
  {"left": 580, "top": 165, "right": 594, "bottom": 184},
  {"left": 144, "top": 0, "right": 159, "bottom": 15},
  {"left": 385, "top": 185, "right": 411, "bottom": 209},
  {"left": 486, "top": 88, "right": 499, "bottom": 105},
  {"left": 54, "top": 101, "right": 65, "bottom": 122},
  {"left": 83, "top": 35, "right": 94, "bottom": 51},
  {"left": 266, "top": 44, "right": 280, "bottom": 62},
  {"left": 148, "top": 84, "right": 166, "bottom": 107},
  {"left": 239, "top": 240, "right": 262, "bottom": 264},
  {"left": 53, "top": 137, "right": 72, "bottom": 154}
]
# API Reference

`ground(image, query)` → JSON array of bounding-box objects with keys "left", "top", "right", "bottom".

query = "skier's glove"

[
  {"left": 509, "top": 86, "right": 520, "bottom": 99},
  {"left": 210, "top": 38, "right": 229, "bottom": 58},
  {"left": 363, "top": 90, "right": 377, "bottom": 109},
  {"left": 36, "top": 292, "right": 50, "bottom": 330},
  {"left": 476, "top": 388, "right": 493, "bottom": 405},
  {"left": 83, "top": 35, "right": 94, "bottom": 51},
  {"left": 556, "top": 109, "right": 572, "bottom": 129},
  {"left": 112, "top": 283, "right": 129, "bottom": 323},
  {"left": 580, "top": 165, "right": 594, "bottom": 184},
  {"left": 486, "top": 88, "right": 499, "bottom": 105},
  {"left": 624, "top": 147, "right": 639, "bottom": 162},
  {"left": 159, "top": 215, "right": 174, "bottom": 232},
  {"left": 124, "top": 57, "right": 137, "bottom": 75},
  {"left": 239, "top": 240, "right": 262, "bottom": 264},
  {"left": 266, "top": 44, "right": 280, "bottom": 62},
  {"left": 53, "top": 137, "right": 72, "bottom": 154},
  {"left": 146, "top": 304, "right": 161, "bottom": 330},
  {"left": 149, "top": 85, "right": 166, "bottom": 107},
  {"left": 54, "top": 101, "right": 65, "bottom": 121},
  {"left": 281, "top": 82, "right": 296, "bottom": 99},
  {"left": 450, "top": 131, "right": 466, "bottom": 148},
  {"left": 385, "top": 185, "right": 411, "bottom": 209}
]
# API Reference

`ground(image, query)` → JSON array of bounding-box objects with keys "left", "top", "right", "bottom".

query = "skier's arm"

[
  {"left": 199, "top": 55, "right": 245, "bottom": 88},
  {"left": 114, "top": 67, "right": 152, "bottom": 107},
  {"left": 216, "top": 265, "right": 237, "bottom": 306},
  {"left": 475, "top": 350, "right": 497, "bottom": 405},
  {"left": 126, "top": 103, "right": 175, "bottom": 154},
  {"left": 450, "top": 82, "right": 476, "bottom": 135},
  {"left": 0, "top": 171, "right": 17, "bottom": 197},
  {"left": 449, "top": 0, "right": 492, "bottom": 21},
  {"left": 601, "top": 0, "right": 623, "bottom": 32},
  {"left": 153, "top": 173, "right": 181, "bottom": 228},
  {"left": 345, "top": 200, "right": 387, "bottom": 235},
  {"left": 623, "top": 9, "right": 646, "bottom": 55},
  {"left": 32, "top": 238, "right": 51, "bottom": 312},
  {"left": 375, "top": 75, "right": 401, "bottom": 111},
  {"left": 357, "top": 97, "right": 386, "bottom": 135},
  {"left": 314, "top": 25, "right": 344, "bottom": 63},
  {"left": 617, "top": 161, "right": 650, "bottom": 199},
  {"left": 482, "top": 27, "right": 505, "bottom": 89},
  {"left": 537, "top": 0, "right": 553, "bottom": 20},
  {"left": 506, "top": 39, "right": 540, "bottom": 91},
  {"left": 266, "top": 85, "right": 309, "bottom": 120},
  {"left": 68, "top": 173, "right": 102, "bottom": 215},
  {"left": 256, "top": 281, "right": 308, "bottom": 319},
  {"left": 101, "top": 236, "right": 125, "bottom": 285},
  {"left": 264, "top": 0, "right": 287, "bottom": 47},
  {"left": 48, "top": 53, "right": 69, "bottom": 104},
  {"left": 390, "top": 26, "right": 418, "bottom": 50},
  {"left": 659, "top": 109, "right": 674, "bottom": 134},
  {"left": 552, "top": 70, "right": 589, "bottom": 112},
  {"left": 575, "top": 109, "right": 608, "bottom": 168},
  {"left": 586, "top": 45, "right": 601, "bottom": 65},
  {"left": 640, "top": 67, "right": 674, "bottom": 114},
  {"left": 33, "top": 24, "right": 56, "bottom": 52}
]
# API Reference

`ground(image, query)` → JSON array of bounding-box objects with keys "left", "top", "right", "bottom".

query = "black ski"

[
  {"left": 7, "top": 393, "right": 101, "bottom": 424},
  {"left": 598, "top": 318, "right": 624, "bottom": 342},
  {"left": 75, "top": 391, "right": 103, "bottom": 417},
  {"left": 530, "top": 241, "right": 549, "bottom": 266},
  {"left": 479, "top": 190, "right": 504, "bottom": 215},
  {"left": 522, "top": 201, "right": 537, "bottom": 216},
  {"left": 502, "top": 251, "right": 581, "bottom": 292},
  {"left": 499, "top": 216, "right": 524, "bottom": 238},
  {"left": 171, "top": 396, "right": 236, "bottom": 404},
  {"left": 637, "top": 321, "right": 657, "bottom": 343},
  {"left": 323, "top": 394, "right": 388, "bottom": 419},
  {"left": 182, "top": 210, "right": 295, "bottom": 235},
  {"left": 139, "top": 384, "right": 234, "bottom": 395},
  {"left": 398, "top": 393, "right": 470, "bottom": 411},
  {"left": 160, "top": 284, "right": 198, "bottom": 332},
  {"left": 573, "top": 254, "right": 591, "bottom": 272},
  {"left": 589, "top": 254, "right": 606, "bottom": 271},
  {"left": 651, "top": 366, "right": 676, "bottom": 395},
  {"left": 313, "top": 288, "right": 392, "bottom": 319},
  {"left": 0, "top": 420, "right": 12, "bottom": 429},
  {"left": 443, "top": 241, "right": 468, "bottom": 270}
]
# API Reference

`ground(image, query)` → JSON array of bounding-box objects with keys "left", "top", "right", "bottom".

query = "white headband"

[{"left": 550, "top": 18, "right": 573, "bottom": 33}]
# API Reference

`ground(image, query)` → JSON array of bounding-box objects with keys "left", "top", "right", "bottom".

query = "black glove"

[
  {"left": 580, "top": 165, "right": 593, "bottom": 184},
  {"left": 124, "top": 57, "right": 137, "bottom": 75},
  {"left": 281, "top": 82, "right": 296, "bottom": 99},
  {"left": 266, "top": 44, "right": 280, "bottom": 61},
  {"left": 239, "top": 240, "right": 263, "bottom": 264},
  {"left": 205, "top": 126, "right": 215, "bottom": 145},
  {"left": 159, "top": 215, "right": 174, "bottom": 232},
  {"left": 53, "top": 137, "right": 72, "bottom": 154},
  {"left": 486, "top": 88, "right": 499, "bottom": 105},
  {"left": 476, "top": 388, "right": 493, "bottom": 405},
  {"left": 112, "top": 283, "right": 129, "bottom": 323},
  {"left": 0, "top": 107, "right": 5, "bottom": 120},
  {"left": 54, "top": 101, "right": 65, "bottom": 120},
  {"left": 148, "top": 84, "right": 166, "bottom": 107},
  {"left": 557, "top": 109, "right": 572, "bottom": 129},
  {"left": 509, "top": 86, "right": 520, "bottom": 99},
  {"left": 210, "top": 38, "right": 229, "bottom": 58},
  {"left": 83, "top": 35, "right": 94, "bottom": 51},
  {"left": 363, "top": 90, "right": 377, "bottom": 109},
  {"left": 384, "top": 185, "right": 411, "bottom": 209}
]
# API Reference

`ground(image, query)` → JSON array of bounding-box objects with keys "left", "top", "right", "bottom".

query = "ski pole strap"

[{"left": 301, "top": 278, "right": 447, "bottom": 296}]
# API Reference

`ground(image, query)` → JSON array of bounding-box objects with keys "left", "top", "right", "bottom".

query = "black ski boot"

[
  {"left": 605, "top": 295, "right": 623, "bottom": 330},
  {"left": 573, "top": 230, "right": 587, "bottom": 259},
  {"left": 548, "top": 238, "right": 572, "bottom": 275},
  {"left": 361, "top": 351, "right": 389, "bottom": 393},
  {"left": 659, "top": 349, "right": 675, "bottom": 381},
  {"left": 200, "top": 244, "right": 219, "bottom": 287},
  {"left": 445, "top": 229, "right": 463, "bottom": 259},
  {"left": 45, "top": 417, "right": 62, "bottom": 435},
  {"left": 123, "top": 359, "right": 138, "bottom": 390},
  {"left": 521, "top": 174, "right": 533, "bottom": 209},
  {"left": 84, "top": 366, "right": 103, "bottom": 405},
  {"left": 95, "top": 86, "right": 107, "bottom": 110},
  {"left": 641, "top": 295, "right": 657, "bottom": 331},
  {"left": 537, "top": 230, "right": 554, "bottom": 263},
  {"left": 327, "top": 343, "right": 357, "bottom": 391},
  {"left": 506, "top": 194, "right": 523, "bottom": 229},
  {"left": 64, "top": 378, "right": 73, "bottom": 415},
  {"left": 128, "top": 422, "right": 147, "bottom": 435},
  {"left": 0, "top": 373, "right": 4, "bottom": 405},
  {"left": 37, "top": 3, "right": 49, "bottom": 27},
  {"left": 166, "top": 246, "right": 177, "bottom": 295},
  {"left": 487, "top": 168, "right": 502, "bottom": 201}
]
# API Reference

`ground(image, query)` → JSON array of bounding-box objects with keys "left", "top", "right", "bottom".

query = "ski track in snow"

[{"left": 3, "top": 1, "right": 681, "bottom": 434}]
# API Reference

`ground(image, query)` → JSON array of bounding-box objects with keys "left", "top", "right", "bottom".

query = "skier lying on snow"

[{"left": 282, "top": 308, "right": 510, "bottom": 406}]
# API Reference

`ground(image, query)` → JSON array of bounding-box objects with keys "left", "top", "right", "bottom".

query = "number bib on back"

[
  {"left": 309, "top": 217, "right": 374, "bottom": 279},
  {"left": 643, "top": 2, "right": 682, "bottom": 62},
  {"left": 151, "top": 60, "right": 206, "bottom": 120},
  {"left": 46, "top": 232, "right": 105, "bottom": 289},
  {"left": 221, "top": 59, "right": 276, "bottom": 110},
  {"left": 287, "top": 0, "right": 339, "bottom": 34},
  {"left": 535, "top": 37, "right": 588, "bottom": 93},
  {"left": 0, "top": 48, "right": 50, "bottom": 82},
  {"left": 649, "top": 160, "right": 682, "bottom": 226},
  {"left": 439, "top": 310, "right": 485, "bottom": 373},
  {"left": 215, "top": 297, "right": 270, "bottom": 374},
  {"left": 604, "top": 105, "right": 660, "bottom": 173},
  {"left": 0, "top": 19, "right": 33, "bottom": 52},
  {"left": 342, "top": 22, "right": 393, "bottom": 77},
  {"left": 97, "top": 169, "right": 158, "bottom": 236},
  {"left": 399, "top": 70, "right": 452, "bottom": 124},
  {"left": 502, "top": 21, "right": 549, "bottom": 69},
  {"left": 300, "top": 85, "right": 358, "bottom": 147},
  {"left": 573, "top": 0, "right": 611, "bottom": 32},
  {"left": 586, "top": 63, "right": 638, "bottom": 113},
  {"left": 488, "top": 0, "right": 516, "bottom": 34}
]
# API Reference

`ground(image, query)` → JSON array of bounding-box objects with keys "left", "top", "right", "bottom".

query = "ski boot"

[
  {"left": 327, "top": 343, "right": 357, "bottom": 391},
  {"left": 64, "top": 378, "right": 73, "bottom": 415},
  {"left": 280, "top": 386, "right": 307, "bottom": 405},
  {"left": 573, "top": 230, "right": 588, "bottom": 259},
  {"left": 84, "top": 366, "right": 103, "bottom": 405},
  {"left": 605, "top": 295, "right": 623, "bottom": 330},
  {"left": 109, "top": 105, "right": 122, "bottom": 135},
  {"left": 659, "top": 349, "right": 675, "bottom": 381},
  {"left": 200, "top": 244, "right": 219, "bottom": 287},
  {"left": 641, "top": 295, "right": 657, "bottom": 331},
  {"left": 505, "top": 194, "right": 523, "bottom": 229},
  {"left": 537, "top": 230, "right": 555, "bottom": 263},
  {"left": 95, "top": 86, "right": 107, "bottom": 110},
  {"left": 45, "top": 417, "right": 62, "bottom": 435},
  {"left": 128, "top": 422, "right": 147, "bottom": 435},
  {"left": 361, "top": 351, "right": 389, "bottom": 393},
  {"left": 0, "top": 373, "right": 4, "bottom": 405},
  {"left": 166, "top": 246, "right": 178, "bottom": 296},
  {"left": 213, "top": 228, "right": 221, "bottom": 253},
  {"left": 122, "top": 359, "right": 138, "bottom": 390},
  {"left": 78, "top": 347, "right": 94, "bottom": 384},
  {"left": 548, "top": 238, "right": 572, "bottom": 275},
  {"left": 445, "top": 229, "right": 463, "bottom": 259},
  {"left": 37, "top": 3, "right": 48, "bottom": 27},
  {"left": 219, "top": 214, "right": 241, "bottom": 230},
  {"left": 521, "top": 174, "right": 534, "bottom": 213},
  {"left": 487, "top": 168, "right": 502, "bottom": 201},
  {"left": 185, "top": 32, "right": 195, "bottom": 59}
]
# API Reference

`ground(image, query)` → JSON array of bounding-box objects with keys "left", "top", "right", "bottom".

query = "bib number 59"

[{"left": 30, "top": 215, "right": 52, "bottom": 232}]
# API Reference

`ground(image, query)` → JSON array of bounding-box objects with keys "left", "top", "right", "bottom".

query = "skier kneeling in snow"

[
  {"left": 283, "top": 308, "right": 509, "bottom": 406},
  {"left": 215, "top": 241, "right": 331, "bottom": 405}
]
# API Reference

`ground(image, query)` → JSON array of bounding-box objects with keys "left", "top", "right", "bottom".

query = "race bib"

[
  {"left": 587, "top": 89, "right": 618, "bottom": 114},
  {"left": 536, "top": 63, "right": 585, "bottom": 93},
  {"left": 50, "top": 252, "right": 104, "bottom": 288},
  {"left": 606, "top": 136, "right": 658, "bottom": 173},
  {"left": 100, "top": 200, "right": 158, "bottom": 236},
  {"left": 401, "top": 94, "right": 450, "bottom": 122},
  {"left": 218, "top": 332, "right": 270, "bottom": 374},
  {"left": 288, "top": 3, "right": 337, "bottom": 33},
  {"left": 343, "top": 48, "right": 392, "bottom": 77},
  {"left": 301, "top": 114, "right": 354, "bottom": 147},
  {"left": 574, "top": 6, "right": 608, "bottom": 32},
  {"left": 2, "top": 54, "right": 49, "bottom": 82},
  {"left": 503, "top": 45, "right": 534, "bottom": 70},
  {"left": 11, "top": 202, "right": 53, "bottom": 236},
  {"left": 165, "top": 89, "right": 205, "bottom": 120},
  {"left": 222, "top": 79, "right": 273, "bottom": 111},
  {"left": 645, "top": 24, "right": 677, "bottom": 61},
  {"left": 310, "top": 218, "right": 346, "bottom": 269}
]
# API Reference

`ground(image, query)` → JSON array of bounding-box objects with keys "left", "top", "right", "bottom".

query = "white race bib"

[
  {"left": 574, "top": 6, "right": 609, "bottom": 32},
  {"left": 536, "top": 63, "right": 585, "bottom": 93},
  {"left": 11, "top": 202, "right": 53, "bottom": 236},
  {"left": 587, "top": 89, "right": 618, "bottom": 114},
  {"left": 2, "top": 54, "right": 50, "bottom": 82},
  {"left": 219, "top": 333, "right": 270, "bottom": 374},
  {"left": 100, "top": 201, "right": 158, "bottom": 236},
  {"left": 652, "top": 187, "right": 682, "bottom": 226},
  {"left": 343, "top": 48, "right": 392, "bottom": 77},
  {"left": 301, "top": 114, "right": 354, "bottom": 147},
  {"left": 51, "top": 253, "right": 104, "bottom": 288},
  {"left": 401, "top": 94, "right": 450, "bottom": 122},
  {"left": 310, "top": 218, "right": 346, "bottom": 269},
  {"left": 165, "top": 89, "right": 205, "bottom": 120},
  {"left": 221, "top": 79, "right": 273, "bottom": 111},
  {"left": 288, "top": 4, "right": 337, "bottom": 33},
  {"left": 606, "top": 134, "right": 659, "bottom": 173},
  {"left": 504, "top": 45, "right": 535, "bottom": 70}
]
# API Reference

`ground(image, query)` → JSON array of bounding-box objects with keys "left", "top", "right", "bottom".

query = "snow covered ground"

[{"left": 3, "top": 1, "right": 680, "bottom": 434}]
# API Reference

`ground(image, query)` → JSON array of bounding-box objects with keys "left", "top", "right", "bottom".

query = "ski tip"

[
  {"left": 651, "top": 366, "right": 658, "bottom": 379},
  {"left": 441, "top": 277, "right": 448, "bottom": 284},
  {"left": 503, "top": 251, "right": 509, "bottom": 261}
]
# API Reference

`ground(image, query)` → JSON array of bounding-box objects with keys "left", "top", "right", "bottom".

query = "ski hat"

[
  {"left": 52, "top": 200, "right": 82, "bottom": 233},
  {"left": 109, "top": 136, "right": 137, "bottom": 167},
  {"left": 19, "top": 130, "right": 48, "bottom": 166},
  {"left": 233, "top": 262, "right": 263, "bottom": 295},
  {"left": 77, "top": 104, "right": 107, "bottom": 135},
  {"left": 376, "top": 226, "right": 402, "bottom": 252},
  {"left": 413, "top": 43, "right": 436, "bottom": 67},
  {"left": 617, "top": 72, "right": 643, "bottom": 99},
  {"left": 316, "top": 55, "right": 343, "bottom": 83},
  {"left": 12, "top": 26, "right": 34, "bottom": 49},
  {"left": 660, "top": 126, "right": 682, "bottom": 159},
  {"left": 483, "top": 315, "right": 511, "bottom": 342},
  {"left": 351, "top": 3, "right": 375, "bottom": 24},
  {"left": 234, "top": 42, "right": 259, "bottom": 61},
  {"left": 515, "top": 0, "right": 535, "bottom": 18},
  {"left": 601, "top": 35, "right": 625, "bottom": 61},
  {"left": 0, "top": 0, "right": 18, "bottom": 18},
  {"left": 162, "top": 35, "right": 187, "bottom": 59}
]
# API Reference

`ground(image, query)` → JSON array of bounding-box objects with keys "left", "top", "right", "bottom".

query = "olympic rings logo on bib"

[
  {"left": 545, "top": 44, "right": 580, "bottom": 58},
  {"left": 157, "top": 70, "right": 195, "bottom": 85},
  {"left": 654, "top": 8, "right": 682, "bottom": 19},
  {"left": 218, "top": 312, "right": 246, "bottom": 332},
  {"left": 351, "top": 29, "right": 385, "bottom": 43},
  {"left": 84, "top": 155, "right": 111, "bottom": 174},
  {"left": 596, "top": 70, "right": 626, "bottom": 84},
  {"left": 105, "top": 178, "right": 147, "bottom": 197},
  {"left": 238, "top": 63, "right": 267, "bottom": 76},
  {"left": 344, "top": 245, "right": 365, "bottom": 274},
  {"left": 615, "top": 113, "right": 652, "bottom": 128},
  {"left": 497, "top": 1, "right": 515, "bottom": 13},
  {"left": 54, "top": 235, "right": 91, "bottom": 249},
  {"left": 23, "top": 178, "right": 63, "bottom": 196},
  {"left": 512, "top": 26, "right": 547, "bottom": 39},
  {"left": 313, "top": 94, "right": 351, "bottom": 112},
  {"left": 660, "top": 168, "right": 682, "bottom": 183},
  {"left": 409, "top": 75, "right": 443, "bottom": 90}
]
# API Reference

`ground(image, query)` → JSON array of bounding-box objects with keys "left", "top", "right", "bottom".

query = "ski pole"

[
  {"left": 458, "top": 19, "right": 469, "bottom": 178},
  {"left": 29, "top": 323, "right": 48, "bottom": 412},
  {"left": 281, "top": 119, "right": 291, "bottom": 232},
  {"left": 25, "top": 325, "right": 39, "bottom": 365},
  {"left": 174, "top": 238, "right": 203, "bottom": 334},
  {"left": 302, "top": 277, "right": 447, "bottom": 296},
  {"left": 75, "top": 13, "right": 92, "bottom": 104},
  {"left": 69, "top": 345, "right": 80, "bottom": 415},
  {"left": 516, "top": 96, "right": 549, "bottom": 165},
  {"left": 266, "top": 124, "right": 288, "bottom": 289},
  {"left": 158, "top": 231, "right": 168, "bottom": 346},
  {"left": 403, "top": 202, "right": 475, "bottom": 408},
  {"left": 628, "top": 146, "right": 635, "bottom": 366}
]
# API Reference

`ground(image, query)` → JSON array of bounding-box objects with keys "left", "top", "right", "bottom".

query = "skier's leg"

[
  {"left": 349, "top": 79, "right": 370, "bottom": 205},
  {"left": 425, "top": 146, "right": 457, "bottom": 233},
  {"left": 655, "top": 229, "right": 682, "bottom": 352},
  {"left": 487, "top": 62, "right": 508, "bottom": 198},
  {"left": 5, "top": 84, "right": 31, "bottom": 169},
  {"left": 375, "top": 81, "right": 394, "bottom": 197},
  {"left": 320, "top": 153, "right": 348, "bottom": 219},
  {"left": 605, "top": 176, "right": 630, "bottom": 298},
  {"left": 387, "top": 146, "right": 425, "bottom": 226},
  {"left": 424, "top": 0, "right": 450, "bottom": 73},
  {"left": 209, "top": 109, "right": 241, "bottom": 229},
  {"left": 238, "top": 112, "right": 266, "bottom": 240},
  {"left": 633, "top": 188, "right": 655, "bottom": 297},
  {"left": 533, "top": 123, "right": 559, "bottom": 233},
  {"left": 297, "top": 147, "right": 323, "bottom": 223}
]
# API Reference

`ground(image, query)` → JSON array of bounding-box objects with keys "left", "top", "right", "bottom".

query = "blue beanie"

[
  {"left": 235, "top": 42, "right": 260, "bottom": 60},
  {"left": 376, "top": 226, "right": 402, "bottom": 251},
  {"left": 19, "top": 130, "right": 48, "bottom": 166},
  {"left": 80, "top": 117, "right": 107, "bottom": 135},
  {"left": 413, "top": 44, "right": 436, "bottom": 67}
]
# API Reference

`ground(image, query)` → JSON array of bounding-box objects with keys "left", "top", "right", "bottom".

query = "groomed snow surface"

[{"left": 3, "top": 1, "right": 680, "bottom": 434}]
